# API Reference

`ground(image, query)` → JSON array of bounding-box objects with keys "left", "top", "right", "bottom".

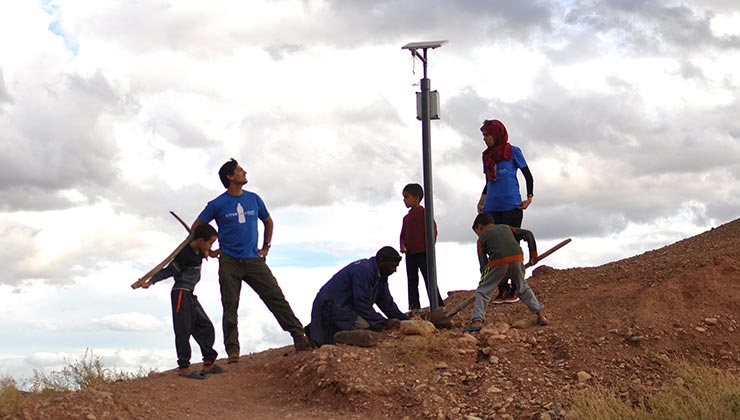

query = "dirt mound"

[{"left": 6, "top": 219, "right": 740, "bottom": 420}]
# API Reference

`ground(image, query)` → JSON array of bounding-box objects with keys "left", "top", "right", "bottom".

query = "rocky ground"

[{"left": 5, "top": 218, "right": 740, "bottom": 420}]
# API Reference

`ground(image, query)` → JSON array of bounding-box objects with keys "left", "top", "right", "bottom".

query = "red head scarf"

[{"left": 481, "top": 119, "right": 512, "bottom": 181}]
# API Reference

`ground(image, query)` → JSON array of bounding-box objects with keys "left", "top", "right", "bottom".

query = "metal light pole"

[{"left": 401, "top": 40, "right": 448, "bottom": 311}]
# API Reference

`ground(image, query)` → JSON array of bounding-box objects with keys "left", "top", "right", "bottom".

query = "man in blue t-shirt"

[{"left": 192, "top": 158, "right": 312, "bottom": 361}]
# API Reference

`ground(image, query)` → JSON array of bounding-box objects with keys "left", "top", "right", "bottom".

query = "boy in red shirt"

[{"left": 400, "top": 183, "right": 444, "bottom": 312}]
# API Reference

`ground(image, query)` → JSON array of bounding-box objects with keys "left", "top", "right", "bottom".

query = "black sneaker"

[
  {"left": 178, "top": 368, "right": 207, "bottom": 380},
  {"left": 463, "top": 323, "right": 483, "bottom": 332}
]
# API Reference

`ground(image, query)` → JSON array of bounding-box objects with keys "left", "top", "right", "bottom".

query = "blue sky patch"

[
  {"left": 42, "top": 0, "right": 79, "bottom": 56},
  {"left": 269, "top": 244, "right": 362, "bottom": 269}
]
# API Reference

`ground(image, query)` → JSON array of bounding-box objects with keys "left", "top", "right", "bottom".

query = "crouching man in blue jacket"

[{"left": 306, "top": 246, "right": 409, "bottom": 347}]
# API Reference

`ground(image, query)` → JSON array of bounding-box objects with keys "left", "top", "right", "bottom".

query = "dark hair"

[
  {"left": 218, "top": 158, "right": 239, "bottom": 188},
  {"left": 403, "top": 183, "right": 424, "bottom": 200},
  {"left": 193, "top": 223, "right": 218, "bottom": 241},
  {"left": 472, "top": 213, "right": 494, "bottom": 230},
  {"left": 375, "top": 246, "right": 402, "bottom": 263}
]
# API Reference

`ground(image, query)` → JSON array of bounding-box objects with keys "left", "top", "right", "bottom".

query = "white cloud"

[
  {"left": 711, "top": 11, "right": 740, "bottom": 37},
  {"left": 91, "top": 313, "right": 169, "bottom": 333},
  {"left": 23, "top": 352, "right": 71, "bottom": 369}
]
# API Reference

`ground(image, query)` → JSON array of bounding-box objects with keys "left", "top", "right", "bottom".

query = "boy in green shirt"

[{"left": 464, "top": 213, "right": 548, "bottom": 332}]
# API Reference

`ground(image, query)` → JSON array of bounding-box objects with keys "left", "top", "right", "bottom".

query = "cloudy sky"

[{"left": 1, "top": 0, "right": 739, "bottom": 382}]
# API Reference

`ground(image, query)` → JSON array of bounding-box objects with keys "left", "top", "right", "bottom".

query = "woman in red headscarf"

[{"left": 477, "top": 119, "right": 534, "bottom": 304}]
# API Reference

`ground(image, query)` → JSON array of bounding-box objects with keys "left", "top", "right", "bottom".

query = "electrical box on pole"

[{"left": 416, "top": 91, "right": 440, "bottom": 120}]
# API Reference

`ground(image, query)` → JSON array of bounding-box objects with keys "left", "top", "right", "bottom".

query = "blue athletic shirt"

[
  {"left": 197, "top": 190, "right": 269, "bottom": 259},
  {"left": 483, "top": 146, "right": 528, "bottom": 212}
]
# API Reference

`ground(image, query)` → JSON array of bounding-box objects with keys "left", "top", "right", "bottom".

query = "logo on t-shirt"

[
  {"left": 237, "top": 203, "right": 246, "bottom": 223},
  {"left": 225, "top": 203, "right": 257, "bottom": 223}
]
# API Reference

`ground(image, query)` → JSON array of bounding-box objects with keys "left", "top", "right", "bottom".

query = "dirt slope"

[{"left": 7, "top": 219, "right": 740, "bottom": 420}]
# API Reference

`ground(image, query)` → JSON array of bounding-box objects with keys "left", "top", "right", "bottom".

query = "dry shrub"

[
  {"left": 1, "top": 350, "right": 148, "bottom": 416},
  {"left": 569, "top": 361, "right": 740, "bottom": 420},
  {"left": 0, "top": 376, "right": 25, "bottom": 417},
  {"left": 393, "top": 333, "right": 456, "bottom": 364},
  {"left": 29, "top": 348, "right": 143, "bottom": 393}
]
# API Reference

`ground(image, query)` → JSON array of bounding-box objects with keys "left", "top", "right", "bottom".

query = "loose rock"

[
  {"left": 400, "top": 320, "right": 437, "bottom": 336},
  {"left": 576, "top": 371, "right": 592, "bottom": 382}
]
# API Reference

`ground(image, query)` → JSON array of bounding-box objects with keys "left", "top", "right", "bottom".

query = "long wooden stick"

[
  {"left": 528, "top": 238, "right": 571, "bottom": 266},
  {"left": 131, "top": 232, "right": 194, "bottom": 289},
  {"left": 169, "top": 211, "right": 191, "bottom": 233},
  {"left": 435, "top": 238, "right": 572, "bottom": 324},
  {"left": 131, "top": 211, "right": 194, "bottom": 289}
]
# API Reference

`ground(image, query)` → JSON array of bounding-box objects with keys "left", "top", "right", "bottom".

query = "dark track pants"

[
  {"left": 405, "top": 252, "right": 444, "bottom": 310},
  {"left": 171, "top": 288, "right": 218, "bottom": 368}
]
